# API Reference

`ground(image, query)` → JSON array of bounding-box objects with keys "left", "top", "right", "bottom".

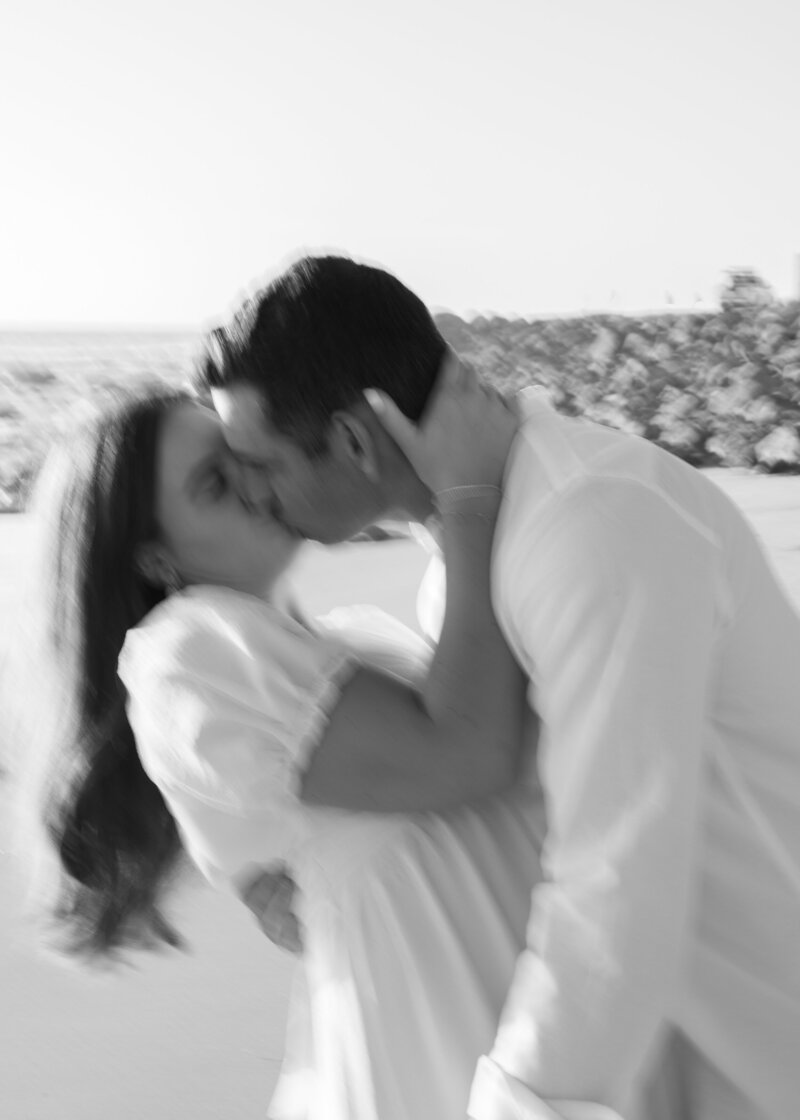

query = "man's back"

[{"left": 478, "top": 390, "right": 800, "bottom": 1119}]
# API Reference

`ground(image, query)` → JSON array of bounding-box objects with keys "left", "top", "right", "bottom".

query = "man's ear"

[
  {"left": 134, "top": 542, "right": 179, "bottom": 589},
  {"left": 330, "top": 411, "right": 379, "bottom": 482}
]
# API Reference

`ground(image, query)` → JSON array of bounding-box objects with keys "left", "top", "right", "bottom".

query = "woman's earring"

[
  {"left": 163, "top": 567, "right": 183, "bottom": 595},
  {"left": 134, "top": 545, "right": 182, "bottom": 593}
]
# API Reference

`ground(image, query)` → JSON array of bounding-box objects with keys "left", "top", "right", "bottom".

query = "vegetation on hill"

[
  {"left": 1, "top": 271, "right": 798, "bottom": 512},
  {"left": 436, "top": 270, "right": 800, "bottom": 475}
]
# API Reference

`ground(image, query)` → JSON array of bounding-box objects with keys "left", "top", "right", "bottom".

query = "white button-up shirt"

[{"left": 419, "top": 389, "right": 800, "bottom": 1120}]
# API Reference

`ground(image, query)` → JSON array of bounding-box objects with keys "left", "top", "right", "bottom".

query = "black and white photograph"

[{"left": 1, "top": 2, "right": 799, "bottom": 1117}]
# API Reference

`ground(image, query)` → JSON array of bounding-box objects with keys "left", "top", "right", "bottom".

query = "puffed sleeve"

[{"left": 118, "top": 592, "right": 358, "bottom": 816}]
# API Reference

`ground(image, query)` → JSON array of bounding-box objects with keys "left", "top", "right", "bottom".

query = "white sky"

[{"left": 1, "top": 0, "right": 798, "bottom": 326}]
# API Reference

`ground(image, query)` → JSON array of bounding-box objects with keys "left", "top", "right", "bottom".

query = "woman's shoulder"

[{"left": 120, "top": 585, "right": 343, "bottom": 683}]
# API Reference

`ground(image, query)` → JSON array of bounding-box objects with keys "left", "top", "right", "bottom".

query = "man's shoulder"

[
  {"left": 504, "top": 397, "right": 629, "bottom": 510},
  {"left": 503, "top": 400, "right": 733, "bottom": 553},
  {"left": 510, "top": 395, "right": 715, "bottom": 500}
]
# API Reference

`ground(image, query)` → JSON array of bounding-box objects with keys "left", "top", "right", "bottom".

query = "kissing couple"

[{"left": 26, "top": 255, "right": 800, "bottom": 1119}]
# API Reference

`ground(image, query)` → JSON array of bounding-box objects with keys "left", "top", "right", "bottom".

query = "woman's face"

[{"left": 153, "top": 401, "right": 302, "bottom": 597}]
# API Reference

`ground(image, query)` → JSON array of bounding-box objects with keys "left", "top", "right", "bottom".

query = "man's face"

[{"left": 211, "top": 385, "right": 380, "bottom": 543}]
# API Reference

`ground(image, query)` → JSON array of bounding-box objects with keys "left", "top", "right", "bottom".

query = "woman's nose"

[{"left": 233, "top": 461, "right": 273, "bottom": 513}]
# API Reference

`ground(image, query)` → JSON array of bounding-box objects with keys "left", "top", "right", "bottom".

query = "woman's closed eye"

[{"left": 199, "top": 464, "right": 230, "bottom": 500}]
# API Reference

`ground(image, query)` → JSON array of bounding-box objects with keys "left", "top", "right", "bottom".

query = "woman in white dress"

[{"left": 24, "top": 368, "right": 545, "bottom": 1120}]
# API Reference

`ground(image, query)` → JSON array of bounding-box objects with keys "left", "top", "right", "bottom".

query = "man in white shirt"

[
  {"left": 203, "top": 254, "right": 800, "bottom": 1119},
  {"left": 409, "top": 387, "right": 800, "bottom": 1120}
]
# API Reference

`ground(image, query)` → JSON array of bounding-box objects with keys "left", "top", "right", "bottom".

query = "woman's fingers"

[
  {"left": 439, "top": 349, "right": 467, "bottom": 393},
  {"left": 364, "top": 349, "right": 465, "bottom": 450},
  {"left": 273, "top": 913, "right": 303, "bottom": 954},
  {"left": 363, "top": 389, "right": 419, "bottom": 462},
  {"left": 428, "top": 351, "right": 477, "bottom": 409},
  {"left": 364, "top": 348, "right": 517, "bottom": 493},
  {"left": 241, "top": 867, "right": 289, "bottom": 913},
  {"left": 240, "top": 867, "right": 304, "bottom": 954}
]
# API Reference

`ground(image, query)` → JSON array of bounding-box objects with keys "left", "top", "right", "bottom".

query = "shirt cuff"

[{"left": 468, "top": 1057, "right": 624, "bottom": 1120}]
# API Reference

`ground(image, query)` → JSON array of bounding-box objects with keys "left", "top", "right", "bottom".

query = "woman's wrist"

[
  {"left": 434, "top": 485, "right": 502, "bottom": 519},
  {"left": 436, "top": 483, "right": 497, "bottom": 510}
]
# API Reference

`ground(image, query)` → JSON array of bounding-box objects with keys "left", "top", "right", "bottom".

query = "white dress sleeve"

[{"left": 118, "top": 590, "right": 357, "bottom": 817}]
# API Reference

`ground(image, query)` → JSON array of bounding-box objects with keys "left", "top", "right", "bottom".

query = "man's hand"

[
  {"left": 240, "top": 866, "right": 304, "bottom": 955},
  {"left": 365, "top": 349, "right": 518, "bottom": 495}
]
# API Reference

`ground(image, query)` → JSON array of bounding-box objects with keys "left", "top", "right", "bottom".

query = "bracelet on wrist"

[{"left": 434, "top": 485, "right": 502, "bottom": 517}]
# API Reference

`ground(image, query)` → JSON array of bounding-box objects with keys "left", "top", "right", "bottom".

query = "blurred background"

[{"left": 1, "top": 0, "right": 799, "bottom": 1115}]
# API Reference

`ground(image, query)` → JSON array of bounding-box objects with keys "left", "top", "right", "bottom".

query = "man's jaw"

[
  {"left": 273, "top": 510, "right": 348, "bottom": 545},
  {"left": 245, "top": 496, "right": 306, "bottom": 541},
  {"left": 275, "top": 514, "right": 306, "bottom": 541}
]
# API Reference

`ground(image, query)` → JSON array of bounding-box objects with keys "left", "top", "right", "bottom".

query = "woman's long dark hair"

[{"left": 21, "top": 386, "right": 191, "bottom": 962}]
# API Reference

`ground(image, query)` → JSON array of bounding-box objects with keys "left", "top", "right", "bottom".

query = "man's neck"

[{"left": 383, "top": 463, "right": 435, "bottom": 524}]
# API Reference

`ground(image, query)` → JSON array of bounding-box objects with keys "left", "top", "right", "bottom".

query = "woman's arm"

[{"left": 300, "top": 358, "right": 532, "bottom": 814}]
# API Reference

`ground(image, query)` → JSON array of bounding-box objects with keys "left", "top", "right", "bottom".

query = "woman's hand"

[
  {"left": 365, "top": 350, "right": 518, "bottom": 496},
  {"left": 240, "top": 865, "right": 303, "bottom": 954}
]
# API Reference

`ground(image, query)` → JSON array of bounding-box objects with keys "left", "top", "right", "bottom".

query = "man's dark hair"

[{"left": 197, "top": 255, "right": 447, "bottom": 455}]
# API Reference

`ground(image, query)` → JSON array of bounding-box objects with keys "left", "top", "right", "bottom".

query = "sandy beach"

[{"left": 1, "top": 469, "right": 799, "bottom": 1119}]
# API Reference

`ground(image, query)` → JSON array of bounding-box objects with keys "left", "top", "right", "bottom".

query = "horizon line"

[{"left": 0, "top": 302, "right": 738, "bottom": 334}]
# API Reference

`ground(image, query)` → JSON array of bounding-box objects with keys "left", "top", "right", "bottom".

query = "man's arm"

[{"left": 470, "top": 476, "right": 719, "bottom": 1118}]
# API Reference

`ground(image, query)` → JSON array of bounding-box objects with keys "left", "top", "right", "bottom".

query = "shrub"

[
  {"left": 436, "top": 295, "right": 800, "bottom": 475},
  {"left": 1, "top": 293, "right": 799, "bottom": 513},
  {"left": 755, "top": 426, "right": 800, "bottom": 470}
]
